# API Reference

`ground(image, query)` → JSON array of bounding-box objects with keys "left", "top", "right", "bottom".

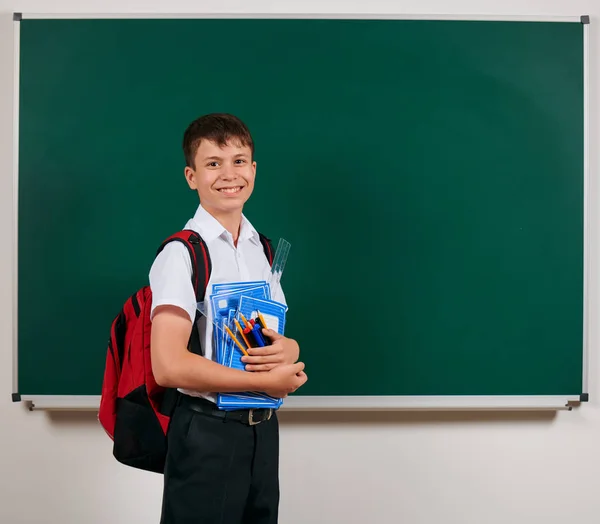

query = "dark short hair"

[{"left": 182, "top": 113, "right": 254, "bottom": 168}]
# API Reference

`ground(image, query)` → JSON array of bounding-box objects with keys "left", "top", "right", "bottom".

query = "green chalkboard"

[{"left": 16, "top": 17, "right": 585, "bottom": 402}]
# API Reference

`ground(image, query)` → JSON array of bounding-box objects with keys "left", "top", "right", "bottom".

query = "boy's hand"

[
  {"left": 261, "top": 362, "right": 307, "bottom": 399},
  {"left": 241, "top": 329, "right": 300, "bottom": 371}
]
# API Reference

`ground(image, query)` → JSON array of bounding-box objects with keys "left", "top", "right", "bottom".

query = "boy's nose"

[{"left": 220, "top": 167, "right": 235, "bottom": 180}]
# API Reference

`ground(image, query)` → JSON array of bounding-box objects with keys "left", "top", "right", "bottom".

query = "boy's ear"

[{"left": 184, "top": 166, "right": 197, "bottom": 190}]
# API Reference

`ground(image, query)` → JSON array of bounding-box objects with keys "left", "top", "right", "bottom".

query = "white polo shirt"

[{"left": 149, "top": 204, "right": 285, "bottom": 403}]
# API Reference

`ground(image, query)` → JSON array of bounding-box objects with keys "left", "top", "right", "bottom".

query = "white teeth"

[{"left": 220, "top": 187, "right": 241, "bottom": 193}]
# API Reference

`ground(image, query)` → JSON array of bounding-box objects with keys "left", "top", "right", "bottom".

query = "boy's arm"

[
  {"left": 151, "top": 304, "right": 260, "bottom": 392},
  {"left": 148, "top": 242, "right": 307, "bottom": 395},
  {"left": 151, "top": 304, "right": 307, "bottom": 396}
]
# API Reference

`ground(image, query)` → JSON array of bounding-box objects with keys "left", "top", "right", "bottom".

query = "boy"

[{"left": 149, "top": 113, "right": 307, "bottom": 524}]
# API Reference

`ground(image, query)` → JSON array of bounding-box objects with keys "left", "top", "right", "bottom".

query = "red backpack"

[{"left": 98, "top": 229, "right": 274, "bottom": 474}]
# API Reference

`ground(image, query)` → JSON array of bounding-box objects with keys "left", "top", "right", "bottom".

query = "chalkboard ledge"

[{"left": 21, "top": 394, "right": 581, "bottom": 412}]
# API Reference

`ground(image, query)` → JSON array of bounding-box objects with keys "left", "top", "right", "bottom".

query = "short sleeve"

[{"left": 149, "top": 242, "right": 197, "bottom": 323}]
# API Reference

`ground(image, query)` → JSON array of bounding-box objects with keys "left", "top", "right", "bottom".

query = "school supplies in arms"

[
  {"left": 194, "top": 238, "right": 292, "bottom": 410},
  {"left": 198, "top": 280, "right": 290, "bottom": 410}
]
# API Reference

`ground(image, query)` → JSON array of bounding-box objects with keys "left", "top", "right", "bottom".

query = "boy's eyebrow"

[{"left": 202, "top": 153, "right": 250, "bottom": 162}]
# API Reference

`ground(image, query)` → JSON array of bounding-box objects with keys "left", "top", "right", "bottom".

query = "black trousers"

[{"left": 160, "top": 395, "right": 280, "bottom": 524}]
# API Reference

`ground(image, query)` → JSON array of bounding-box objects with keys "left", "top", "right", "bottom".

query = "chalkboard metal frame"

[
  {"left": 11, "top": 12, "right": 591, "bottom": 411},
  {"left": 20, "top": 394, "right": 578, "bottom": 411}
]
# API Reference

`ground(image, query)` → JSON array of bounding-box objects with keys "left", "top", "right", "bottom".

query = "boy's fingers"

[
  {"left": 262, "top": 328, "right": 282, "bottom": 340},
  {"left": 293, "top": 362, "right": 305, "bottom": 373},
  {"left": 242, "top": 354, "right": 283, "bottom": 365},
  {"left": 245, "top": 345, "right": 281, "bottom": 356},
  {"left": 245, "top": 363, "right": 277, "bottom": 372}
]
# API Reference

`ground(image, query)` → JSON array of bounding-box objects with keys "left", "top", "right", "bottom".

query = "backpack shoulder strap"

[
  {"left": 156, "top": 229, "right": 272, "bottom": 296},
  {"left": 258, "top": 232, "right": 275, "bottom": 266},
  {"left": 156, "top": 229, "right": 212, "bottom": 302}
]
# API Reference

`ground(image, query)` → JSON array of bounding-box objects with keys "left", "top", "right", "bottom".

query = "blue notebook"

[{"left": 205, "top": 280, "right": 288, "bottom": 411}]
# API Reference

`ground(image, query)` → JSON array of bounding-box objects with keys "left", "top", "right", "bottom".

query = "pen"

[
  {"left": 224, "top": 325, "right": 249, "bottom": 356},
  {"left": 251, "top": 323, "right": 267, "bottom": 347}
]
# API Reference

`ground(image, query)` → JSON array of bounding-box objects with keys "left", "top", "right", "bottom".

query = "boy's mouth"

[{"left": 217, "top": 186, "right": 243, "bottom": 194}]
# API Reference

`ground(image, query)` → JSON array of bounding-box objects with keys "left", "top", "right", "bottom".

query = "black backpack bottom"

[{"left": 113, "top": 385, "right": 168, "bottom": 474}]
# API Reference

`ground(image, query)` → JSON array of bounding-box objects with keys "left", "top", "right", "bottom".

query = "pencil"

[
  {"left": 240, "top": 313, "right": 251, "bottom": 329},
  {"left": 234, "top": 319, "right": 251, "bottom": 348},
  {"left": 224, "top": 325, "right": 249, "bottom": 356},
  {"left": 256, "top": 310, "right": 268, "bottom": 330}
]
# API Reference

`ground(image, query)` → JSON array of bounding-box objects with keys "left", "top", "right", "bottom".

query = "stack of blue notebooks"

[{"left": 201, "top": 280, "right": 288, "bottom": 410}]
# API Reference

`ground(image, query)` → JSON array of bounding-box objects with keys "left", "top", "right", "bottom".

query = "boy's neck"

[{"left": 205, "top": 206, "right": 243, "bottom": 245}]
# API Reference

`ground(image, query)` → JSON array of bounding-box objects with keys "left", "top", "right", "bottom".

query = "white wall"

[{"left": 1, "top": 1, "right": 599, "bottom": 522}]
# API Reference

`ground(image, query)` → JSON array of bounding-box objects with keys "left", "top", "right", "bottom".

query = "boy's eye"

[
  {"left": 207, "top": 161, "right": 219, "bottom": 167},
  {"left": 235, "top": 159, "right": 246, "bottom": 164}
]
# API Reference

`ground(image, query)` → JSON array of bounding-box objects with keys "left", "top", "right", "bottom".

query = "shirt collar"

[
  {"left": 190, "top": 204, "right": 261, "bottom": 245},
  {"left": 240, "top": 214, "right": 261, "bottom": 246}
]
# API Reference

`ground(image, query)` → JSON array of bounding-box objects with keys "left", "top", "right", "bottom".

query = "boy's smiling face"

[{"left": 184, "top": 139, "right": 256, "bottom": 216}]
